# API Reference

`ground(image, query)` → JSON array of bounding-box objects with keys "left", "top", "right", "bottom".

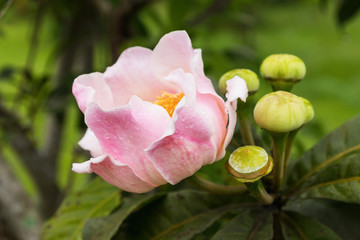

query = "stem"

[
  {"left": 245, "top": 180, "right": 274, "bottom": 205},
  {"left": 237, "top": 101, "right": 255, "bottom": 145},
  {"left": 270, "top": 132, "right": 288, "bottom": 192},
  {"left": 268, "top": 78, "right": 295, "bottom": 92},
  {"left": 273, "top": 211, "right": 284, "bottom": 240},
  {"left": 283, "top": 128, "right": 300, "bottom": 176},
  {"left": 188, "top": 175, "right": 247, "bottom": 195}
]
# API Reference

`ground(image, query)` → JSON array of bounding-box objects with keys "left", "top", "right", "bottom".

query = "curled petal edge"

[
  {"left": 78, "top": 129, "right": 103, "bottom": 158},
  {"left": 224, "top": 76, "right": 249, "bottom": 148},
  {"left": 72, "top": 155, "right": 156, "bottom": 193}
]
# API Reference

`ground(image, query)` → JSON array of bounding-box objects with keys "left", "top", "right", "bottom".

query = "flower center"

[{"left": 153, "top": 91, "right": 184, "bottom": 117}]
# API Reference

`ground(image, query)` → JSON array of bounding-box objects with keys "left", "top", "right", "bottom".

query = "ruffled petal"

[
  {"left": 85, "top": 96, "right": 170, "bottom": 186},
  {"left": 72, "top": 72, "right": 114, "bottom": 113},
  {"left": 146, "top": 97, "right": 217, "bottom": 184},
  {"left": 165, "top": 68, "right": 228, "bottom": 160},
  {"left": 165, "top": 68, "right": 196, "bottom": 102},
  {"left": 72, "top": 155, "right": 155, "bottom": 193},
  {"left": 152, "top": 31, "right": 194, "bottom": 78},
  {"left": 78, "top": 129, "right": 103, "bottom": 157},
  {"left": 104, "top": 47, "right": 175, "bottom": 106}
]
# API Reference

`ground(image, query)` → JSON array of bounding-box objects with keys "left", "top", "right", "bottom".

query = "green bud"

[
  {"left": 260, "top": 54, "right": 306, "bottom": 91},
  {"left": 299, "top": 97, "right": 314, "bottom": 124},
  {"left": 253, "top": 91, "right": 308, "bottom": 133},
  {"left": 226, "top": 146, "right": 273, "bottom": 183},
  {"left": 219, "top": 69, "right": 260, "bottom": 95}
]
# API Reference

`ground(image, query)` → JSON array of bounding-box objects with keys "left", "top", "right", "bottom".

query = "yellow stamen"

[{"left": 153, "top": 91, "right": 184, "bottom": 117}]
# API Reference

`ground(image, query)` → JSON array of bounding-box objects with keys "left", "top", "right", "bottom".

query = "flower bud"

[
  {"left": 219, "top": 69, "right": 260, "bottom": 95},
  {"left": 226, "top": 146, "right": 273, "bottom": 183},
  {"left": 254, "top": 91, "right": 308, "bottom": 133},
  {"left": 299, "top": 97, "right": 314, "bottom": 124},
  {"left": 260, "top": 54, "right": 306, "bottom": 91}
]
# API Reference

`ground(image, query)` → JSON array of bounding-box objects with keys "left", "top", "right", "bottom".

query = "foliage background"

[{"left": 0, "top": 0, "right": 359, "bottom": 239}]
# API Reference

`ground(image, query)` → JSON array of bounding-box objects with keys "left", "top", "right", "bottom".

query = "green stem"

[
  {"left": 268, "top": 78, "right": 295, "bottom": 92},
  {"left": 188, "top": 175, "right": 247, "bottom": 195},
  {"left": 270, "top": 132, "right": 288, "bottom": 192},
  {"left": 237, "top": 101, "right": 255, "bottom": 146},
  {"left": 245, "top": 180, "right": 274, "bottom": 205},
  {"left": 283, "top": 128, "right": 300, "bottom": 176}
]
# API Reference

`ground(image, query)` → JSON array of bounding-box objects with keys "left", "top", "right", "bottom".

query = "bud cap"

[
  {"left": 260, "top": 54, "right": 306, "bottom": 81},
  {"left": 226, "top": 146, "right": 273, "bottom": 183}
]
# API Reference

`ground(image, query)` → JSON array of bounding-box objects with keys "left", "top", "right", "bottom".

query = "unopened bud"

[
  {"left": 219, "top": 69, "right": 260, "bottom": 95},
  {"left": 254, "top": 91, "right": 308, "bottom": 133},
  {"left": 226, "top": 146, "right": 273, "bottom": 183},
  {"left": 299, "top": 97, "right": 314, "bottom": 124},
  {"left": 260, "top": 54, "right": 306, "bottom": 91}
]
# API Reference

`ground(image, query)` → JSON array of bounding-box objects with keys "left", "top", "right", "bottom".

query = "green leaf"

[
  {"left": 285, "top": 198, "right": 360, "bottom": 240},
  {"left": 281, "top": 211, "right": 341, "bottom": 240},
  {"left": 211, "top": 209, "right": 273, "bottom": 240},
  {"left": 116, "top": 189, "right": 258, "bottom": 240},
  {"left": 82, "top": 193, "right": 165, "bottom": 240},
  {"left": 289, "top": 154, "right": 360, "bottom": 203},
  {"left": 285, "top": 115, "right": 360, "bottom": 196},
  {"left": 41, "top": 178, "right": 121, "bottom": 240}
]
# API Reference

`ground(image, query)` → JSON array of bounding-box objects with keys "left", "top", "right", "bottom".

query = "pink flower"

[{"left": 72, "top": 31, "right": 248, "bottom": 193}]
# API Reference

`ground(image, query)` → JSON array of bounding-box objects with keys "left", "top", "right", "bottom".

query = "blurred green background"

[{"left": 0, "top": 0, "right": 359, "bottom": 238}]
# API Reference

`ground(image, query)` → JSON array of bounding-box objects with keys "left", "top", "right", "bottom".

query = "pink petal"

[
  {"left": 72, "top": 72, "right": 114, "bottom": 113},
  {"left": 72, "top": 155, "right": 155, "bottom": 193},
  {"left": 190, "top": 49, "right": 218, "bottom": 94},
  {"left": 163, "top": 68, "right": 228, "bottom": 160},
  {"left": 104, "top": 47, "right": 175, "bottom": 107},
  {"left": 223, "top": 76, "right": 249, "bottom": 150},
  {"left": 152, "top": 31, "right": 194, "bottom": 78},
  {"left": 165, "top": 68, "right": 196, "bottom": 102},
  {"left": 78, "top": 129, "right": 103, "bottom": 157},
  {"left": 224, "top": 101, "right": 237, "bottom": 151},
  {"left": 196, "top": 93, "right": 228, "bottom": 159},
  {"left": 146, "top": 98, "right": 217, "bottom": 184},
  {"left": 85, "top": 96, "right": 170, "bottom": 186}
]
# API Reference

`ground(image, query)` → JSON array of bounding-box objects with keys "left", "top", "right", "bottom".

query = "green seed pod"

[
  {"left": 260, "top": 54, "right": 306, "bottom": 91},
  {"left": 219, "top": 69, "right": 260, "bottom": 95},
  {"left": 253, "top": 91, "right": 308, "bottom": 133},
  {"left": 226, "top": 146, "right": 273, "bottom": 183}
]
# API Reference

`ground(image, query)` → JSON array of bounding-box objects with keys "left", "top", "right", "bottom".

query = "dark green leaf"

[
  {"left": 116, "top": 189, "right": 257, "bottom": 240},
  {"left": 41, "top": 178, "right": 121, "bottom": 240},
  {"left": 211, "top": 209, "right": 273, "bottom": 240},
  {"left": 153, "top": 205, "right": 235, "bottom": 240},
  {"left": 285, "top": 115, "right": 360, "bottom": 198},
  {"left": 337, "top": 0, "right": 360, "bottom": 25},
  {"left": 285, "top": 198, "right": 360, "bottom": 240},
  {"left": 289, "top": 154, "right": 360, "bottom": 203},
  {"left": 82, "top": 193, "right": 165, "bottom": 240},
  {"left": 281, "top": 211, "right": 341, "bottom": 240}
]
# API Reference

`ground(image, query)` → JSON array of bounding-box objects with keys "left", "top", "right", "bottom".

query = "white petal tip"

[
  {"left": 225, "top": 76, "right": 249, "bottom": 103},
  {"left": 72, "top": 162, "right": 92, "bottom": 173}
]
